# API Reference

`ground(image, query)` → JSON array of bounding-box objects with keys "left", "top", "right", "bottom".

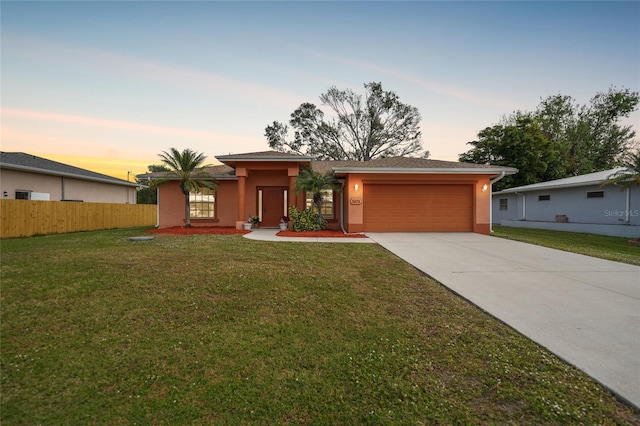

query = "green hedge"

[{"left": 288, "top": 205, "right": 326, "bottom": 231}]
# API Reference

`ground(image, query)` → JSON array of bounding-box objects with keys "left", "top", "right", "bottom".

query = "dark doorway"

[{"left": 258, "top": 187, "right": 287, "bottom": 227}]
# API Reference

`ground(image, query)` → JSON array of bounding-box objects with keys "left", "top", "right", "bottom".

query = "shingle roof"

[
  {"left": 0, "top": 152, "right": 139, "bottom": 187},
  {"left": 313, "top": 157, "right": 517, "bottom": 175},
  {"left": 137, "top": 164, "right": 236, "bottom": 181},
  {"left": 244, "top": 150, "right": 308, "bottom": 158},
  {"left": 495, "top": 168, "right": 627, "bottom": 194},
  {"left": 217, "top": 150, "right": 313, "bottom": 161},
  {"left": 137, "top": 152, "right": 517, "bottom": 181}
]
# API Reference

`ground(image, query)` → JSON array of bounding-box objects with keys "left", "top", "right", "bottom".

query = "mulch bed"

[
  {"left": 146, "top": 227, "right": 367, "bottom": 238},
  {"left": 277, "top": 230, "right": 368, "bottom": 238}
]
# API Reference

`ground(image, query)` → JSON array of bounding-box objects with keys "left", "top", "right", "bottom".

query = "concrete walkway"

[
  {"left": 243, "top": 228, "right": 374, "bottom": 244},
  {"left": 367, "top": 232, "right": 640, "bottom": 409}
]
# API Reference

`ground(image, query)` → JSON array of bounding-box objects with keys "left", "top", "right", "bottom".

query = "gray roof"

[
  {"left": 137, "top": 164, "right": 237, "bottom": 181},
  {"left": 137, "top": 151, "right": 517, "bottom": 181},
  {"left": 216, "top": 150, "right": 313, "bottom": 166},
  {"left": 0, "top": 152, "right": 140, "bottom": 187},
  {"left": 314, "top": 157, "right": 517, "bottom": 176},
  {"left": 495, "top": 167, "right": 627, "bottom": 194}
]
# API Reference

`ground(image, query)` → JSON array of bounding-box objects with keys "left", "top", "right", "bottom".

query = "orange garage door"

[{"left": 363, "top": 184, "right": 473, "bottom": 232}]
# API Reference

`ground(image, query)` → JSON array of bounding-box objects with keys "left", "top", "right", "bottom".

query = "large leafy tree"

[
  {"left": 154, "top": 148, "right": 217, "bottom": 228},
  {"left": 460, "top": 116, "right": 557, "bottom": 190},
  {"left": 294, "top": 168, "right": 340, "bottom": 227},
  {"left": 535, "top": 87, "right": 639, "bottom": 176},
  {"left": 265, "top": 82, "right": 427, "bottom": 161},
  {"left": 460, "top": 87, "right": 639, "bottom": 188}
]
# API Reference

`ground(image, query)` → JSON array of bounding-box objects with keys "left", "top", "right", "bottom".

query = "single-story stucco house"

[
  {"left": 0, "top": 152, "right": 140, "bottom": 203},
  {"left": 141, "top": 151, "right": 517, "bottom": 235},
  {"left": 492, "top": 167, "right": 640, "bottom": 237}
]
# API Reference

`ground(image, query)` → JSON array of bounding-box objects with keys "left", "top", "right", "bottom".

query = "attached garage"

[
  {"left": 363, "top": 184, "right": 474, "bottom": 232},
  {"left": 326, "top": 157, "right": 516, "bottom": 235}
]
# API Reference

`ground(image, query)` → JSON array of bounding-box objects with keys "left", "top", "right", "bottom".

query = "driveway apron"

[{"left": 367, "top": 232, "right": 640, "bottom": 409}]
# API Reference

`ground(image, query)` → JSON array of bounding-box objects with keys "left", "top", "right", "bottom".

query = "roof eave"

[
  {"left": 211, "top": 176, "right": 239, "bottom": 181},
  {"left": 496, "top": 179, "right": 609, "bottom": 194},
  {"left": 145, "top": 175, "right": 238, "bottom": 182},
  {"left": 1, "top": 163, "right": 141, "bottom": 188},
  {"left": 331, "top": 167, "right": 518, "bottom": 176},
  {"left": 216, "top": 154, "right": 314, "bottom": 162}
]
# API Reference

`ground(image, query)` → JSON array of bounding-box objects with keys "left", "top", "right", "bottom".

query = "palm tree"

[
  {"left": 294, "top": 168, "right": 340, "bottom": 227},
  {"left": 155, "top": 148, "right": 217, "bottom": 228},
  {"left": 602, "top": 150, "right": 640, "bottom": 189}
]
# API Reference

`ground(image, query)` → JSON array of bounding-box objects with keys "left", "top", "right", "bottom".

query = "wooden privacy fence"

[{"left": 0, "top": 200, "right": 157, "bottom": 238}]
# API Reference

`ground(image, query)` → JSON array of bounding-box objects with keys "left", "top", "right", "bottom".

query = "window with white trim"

[
  {"left": 189, "top": 188, "right": 215, "bottom": 218},
  {"left": 499, "top": 198, "right": 508, "bottom": 211},
  {"left": 306, "top": 190, "right": 334, "bottom": 219}
]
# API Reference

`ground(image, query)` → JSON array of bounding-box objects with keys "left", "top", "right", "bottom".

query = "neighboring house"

[
  {"left": 139, "top": 150, "right": 517, "bottom": 235},
  {"left": 0, "top": 152, "right": 140, "bottom": 203},
  {"left": 492, "top": 168, "right": 640, "bottom": 237}
]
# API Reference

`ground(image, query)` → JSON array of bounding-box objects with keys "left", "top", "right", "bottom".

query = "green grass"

[
  {"left": 492, "top": 225, "right": 640, "bottom": 265},
  {"left": 2, "top": 228, "right": 639, "bottom": 425}
]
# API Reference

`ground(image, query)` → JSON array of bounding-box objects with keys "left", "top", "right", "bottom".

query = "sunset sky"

[{"left": 2, "top": 1, "right": 638, "bottom": 181}]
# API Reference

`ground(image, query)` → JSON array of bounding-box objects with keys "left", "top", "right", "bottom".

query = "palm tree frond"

[
  {"left": 157, "top": 147, "right": 218, "bottom": 227},
  {"left": 601, "top": 150, "right": 640, "bottom": 189},
  {"left": 294, "top": 168, "right": 339, "bottom": 195}
]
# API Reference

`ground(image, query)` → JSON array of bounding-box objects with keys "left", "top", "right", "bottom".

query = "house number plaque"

[{"left": 349, "top": 197, "right": 362, "bottom": 205}]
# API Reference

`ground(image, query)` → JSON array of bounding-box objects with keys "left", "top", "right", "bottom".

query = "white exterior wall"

[
  {"left": 492, "top": 184, "right": 639, "bottom": 226},
  {"left": 0, "top": 169, "right": 136, "bottom": 204},
  {"left": 499, "top": 221, "right": 640, "bottom": 238},
  {"left": 492, "top": 193, "right": 519, "bottom": 223}
]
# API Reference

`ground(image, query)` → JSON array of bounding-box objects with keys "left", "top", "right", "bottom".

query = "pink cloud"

[
  {"left": 2, "top": 107, "right": 245, "bottom": 141},
  {"left": 5, "top": 37, "right": 304, "bottom": 108}
]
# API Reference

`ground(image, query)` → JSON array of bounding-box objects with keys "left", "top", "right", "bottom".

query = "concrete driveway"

[{"left": 366, "top": 232, "right": 640, "bottom": 409}]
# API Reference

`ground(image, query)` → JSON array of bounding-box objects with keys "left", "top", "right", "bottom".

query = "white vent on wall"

[{"left": 29, "top": 192, "right": 50, "bottom": 201}]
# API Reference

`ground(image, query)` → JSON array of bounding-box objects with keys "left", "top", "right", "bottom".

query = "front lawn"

[
  {"left": 1, "top": 229, "right": 638, "bottom": 424},
  {"left": 492, "top": 225, "right": 640, "bottom": 265}
]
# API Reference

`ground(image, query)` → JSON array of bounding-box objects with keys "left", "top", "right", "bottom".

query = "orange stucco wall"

[
  {"left": 157, "top": 163, "right": 304, "bottom": 229},
  {"left": 474, "top": 176, "right": 492, "bottom": 234},
  {"left": 158, "top": 180, "right": 238, "bottom": 228}
]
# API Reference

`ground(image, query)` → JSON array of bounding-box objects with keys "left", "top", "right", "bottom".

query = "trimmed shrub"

[{"left": 288, "top": 205, "right": 326, "bottom": 232}]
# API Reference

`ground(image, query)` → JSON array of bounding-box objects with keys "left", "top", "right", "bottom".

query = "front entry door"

[{"left": 259, "top": 187, "right": 286, "bottom": 227}]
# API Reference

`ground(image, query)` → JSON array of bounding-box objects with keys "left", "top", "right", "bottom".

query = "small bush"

[{"left": 288, "top": 205, "right": 326, "bottom": 232}]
